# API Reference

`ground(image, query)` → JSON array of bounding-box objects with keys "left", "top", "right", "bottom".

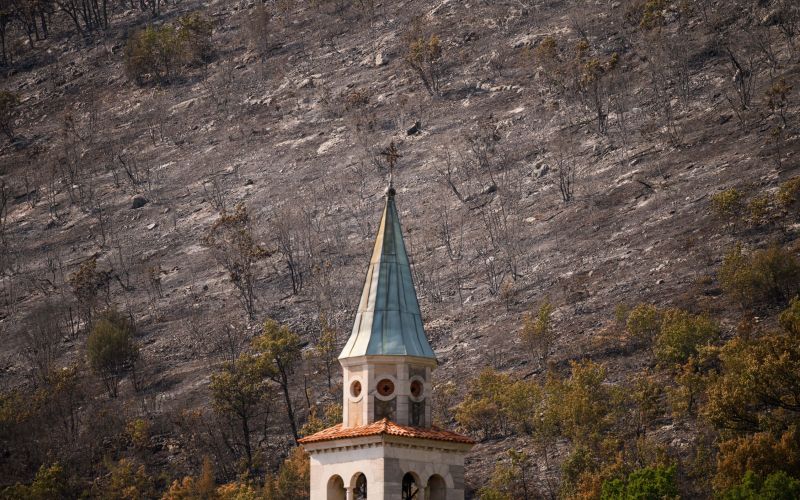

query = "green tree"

[
  {"left": 162, "top": 456, "right": 217, "bottom": 500},
  {"left": 252, "top": 319, "right": 302, "bottom": 442},
  {"left": 722, "top": 471, "right": 800, "bottom": 500},
  {"left": 95, "top": 458, "right": 155, "bottom": 500},
  {"left": 178, "top": 13, "right": 214, "bottom": 64},
  {"left": 776, "top": 177, "right": 800, "bottom": 211},
  {"left": 454, "top": 368, "right": 539, "bottom": 439},
  {"left": 549, "top": 360, "right": 622, "bottom": 446},
  {"left": 300, "top": 402, "right": 341, "bottom": 437},
  {"left": 403, "top": 18, "right": 443, "bottom": 96},
  {"left": 215, "top": 482, "right": 258, "bottom": 499},
  {"left": 124, "top": 14, "right": 213, "bottom": 85},
  {"left": 778, "top": 296, "right": 800, "bottom": 335},
  {"left": 667, "top": 356, "right": 709, "bottom": 417},
  {"left": 704, "top": 329, "right": 800, "bottom": 433},
  {"left": 626, "top": 304, "right": 662, "bottom": 348},
  {"left": 125, "top": 24, "right": 185, "bottom": 85},
  {"left": 719, "top": 245, "right": 800, "bottom": 310},
  {"left": 712, "top": 188, "right": 744, "bottom": 219},
  {"left": 2, "top": 463, "right": 70, "bottom": 499},
  {"left": 654, "top": 309, "right": 719, "bottom": 365},
  {"left": 86, "top": 310, "right": 139, "bottom": 398},
  {"left": 714, "top": 429, "right": 800, "bottom": 493},
  {"left": 209, "top": 353, "right": 271, "bottom": 473},
  {"left": 479, "top": 450, "right": 535, "bottom": 500},
  {"left": 264, "top": 447, "right": 309, "bottom": 500},
  {"left": 520, "top": 302, "right": 555, "bottom": 369},
  {"left": 600, "top": 465, "right": 678, "bottom": 500}
]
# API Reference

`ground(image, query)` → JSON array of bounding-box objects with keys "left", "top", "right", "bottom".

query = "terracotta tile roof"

[{"left": 298, "top": 418, "right": 475, "bottom": 445}]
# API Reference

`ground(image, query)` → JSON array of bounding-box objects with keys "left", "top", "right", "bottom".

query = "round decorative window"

[
  {"left": 410, "top": 380, "right": 423, "bottom": 398},
  {"left": 350, "top": 380, "right": 362, "bottom": 398},
  {"left": 377, "top": 378, "right": 395, "bottom": 397}
]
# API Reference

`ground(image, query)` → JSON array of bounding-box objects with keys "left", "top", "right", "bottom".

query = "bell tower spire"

[
  {"left": 299, "top": 154, "right": 473, "bottom": 500},
  {"left": 339, "top": 178, "right": 437, "bottom": 429}
]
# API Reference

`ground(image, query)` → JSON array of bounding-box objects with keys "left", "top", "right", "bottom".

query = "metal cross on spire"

[{"left": 380, "top": 141, "right": 402, "bottom": 193}]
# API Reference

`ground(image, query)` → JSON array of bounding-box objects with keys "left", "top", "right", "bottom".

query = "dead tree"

[
  {"left": 204, "top": 204, "right": 268, "bottom": 320},
  {"left": 271, "top": 205, "right": 312, "bottom": 295},
  {"left": 555, "top": 150, "right": 575, "bottom": 203},
  {"left": 438, "top": 204, "right": 466, "bottom": 304},
  {"left": 21, "top": 301, "right": 66, "bottom": 383}
]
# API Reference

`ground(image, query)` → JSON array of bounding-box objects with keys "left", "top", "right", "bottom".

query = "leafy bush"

[
  {"left": 163, "top": 456, "right": 216, "bottom": 500},
  {"left": 534, "top": 36, "right": 566, "bottom": 92},
  {"left": 91, "top": 458, "right": 155, "bottom": 499},
  {"left": 478, "top": 450, "right": 534, "bottom": 500},
  {"left": 86, "top": 310, "right": 139, "bottom": 398},
  {"left": 667, "top": 356, "right": 709, "bottom": 417},
  {"left": 124, "top": 14, "right": 214, "bottom": 85},
  {"left": 561, "top": 445, "right": 601, "bottom": 497},
  {"left": 601, "top": 465, "right": 678, "bottom": 500},
  {"left": 777, "top": 177, "right": 800, "bottom": 209},
  {"left": 520, "top": 302, "right": 555, "bottom": 366},
  {"left": 69, "top": 257, "right": 106, "bottom": 328},
  {"left": 624, "top": 0, "right": 669, "bottom": 29},
  {"left": 535, "top": 36, "right": 558, "bottom": 61},
  {"left": 779, "top": 296, "right": 800, "bottom": 335},
  {"left": 704, "top": 320, "right": 800, "bottom": 433},
  {"left": 178, "top": 13, "right": 214, "bottom": 64},
  {"left": 404, "top": 19, "right": 443, "bottom": 96},
  {"left": 712, "top": 188, "right": 744, "bottom": 218},
  {"left": 654, "top": 309, "right": 719, "bottom": 365},
  {"left": 2, "top": 463, "right": 70, "bottom": 499},
  {"left": 748, "top": 194, "right": 773, "bottom": 226},
  {"left": 714, "top": 429, "right": 800, "bottom": 493},
  {"left": 455, "top": 369, "right": 513, "bottom": 439},
  {"left": 125, "top": 418, "right": 150, "bottom": 450},
  {"left": 551, "top": 361, "right": 623, "bottom": 445},
  {"left": 299, "top": 402, "right": 342, "bottom": 437},
  {"left": 626, "top": 304, "right": 662, "bottom": 347},
  {"left": 454, "top": 368, "right": 540, "bottom": 439},
  {"left": 264, "top": 447, "right": 309, "bottom": 500},
  {"left": 125, "top": 25, "right": 185, "bottom": 85},
  {"left": 625, "top": 304, "right": 718, "bottom": 364},
  {"left": 216, "top": 482, "right": 258, "bottom": 500},
  {"left": 719, "top": 244, "right": 800, "bottom": 309},
  {"left": 721, "top": 470, "right": 800, "bottom": 500}
]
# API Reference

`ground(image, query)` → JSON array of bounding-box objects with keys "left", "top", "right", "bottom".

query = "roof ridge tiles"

[{"left": 297, "top": 419, "right": 475, "bottom": 445}]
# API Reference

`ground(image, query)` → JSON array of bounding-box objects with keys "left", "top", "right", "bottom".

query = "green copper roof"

[{"left": 339, "top": 188, "right": 435, "bottom": 360}]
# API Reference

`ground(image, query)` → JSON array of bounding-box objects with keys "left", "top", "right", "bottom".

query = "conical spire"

[{"left": 339, "top": 188, "right": 435, "bottom": 360}]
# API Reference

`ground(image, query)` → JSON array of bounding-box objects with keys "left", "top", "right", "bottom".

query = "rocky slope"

[{"left": 1, "top": 0, "right": 798, "bottom": 495}]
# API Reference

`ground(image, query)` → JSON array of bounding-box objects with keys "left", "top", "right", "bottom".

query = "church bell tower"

[{"left": 299, "top": 185, "right": 473, "bottom": 500}]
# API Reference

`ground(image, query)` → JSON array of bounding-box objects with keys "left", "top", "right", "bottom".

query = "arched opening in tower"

[
  {"left": 326, "top": 475, "right": 345, "bottom": 500},
  {"left": 353, "top": 473, "right": 367, "bottom": 500},
  {"left": 402, "top": 472, "right": 420, "bottom": 499},
  {"left": 427, "top": 474, "right": 446, "bottom": 500}
]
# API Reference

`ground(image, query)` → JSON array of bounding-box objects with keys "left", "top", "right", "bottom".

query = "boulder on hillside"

[{"left": 131, "top": 196, "right": 148, "bottom": 209}]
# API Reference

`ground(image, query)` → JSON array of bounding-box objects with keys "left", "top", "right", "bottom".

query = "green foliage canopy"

[{"left": 86, "top": 310, "right": 139, "bottom": 398}]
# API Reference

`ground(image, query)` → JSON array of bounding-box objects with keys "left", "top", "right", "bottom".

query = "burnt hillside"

[{"left": 1, "top": 0, "right": 799, "bottom": 497}]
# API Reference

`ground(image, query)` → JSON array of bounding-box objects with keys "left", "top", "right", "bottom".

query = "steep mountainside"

[{"left": 1, "top": 0, "right": 799, "bottom": 497}]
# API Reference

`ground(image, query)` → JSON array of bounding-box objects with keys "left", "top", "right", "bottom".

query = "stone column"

[{"left": 346, "top": 487, "right": 354, "bottom": 500}]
